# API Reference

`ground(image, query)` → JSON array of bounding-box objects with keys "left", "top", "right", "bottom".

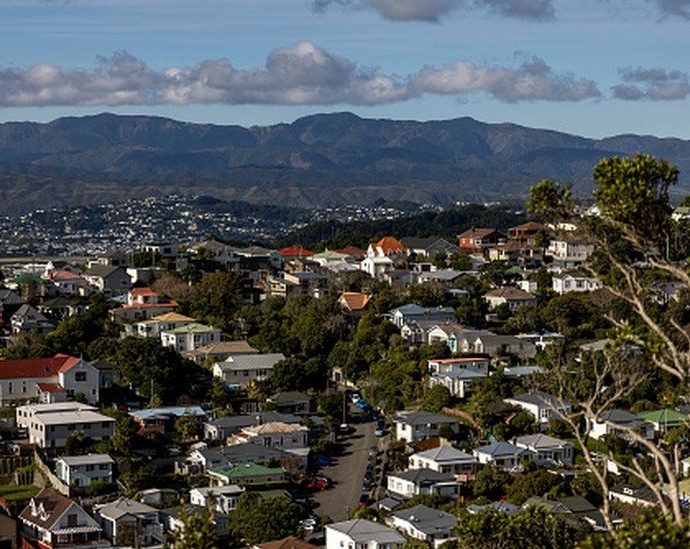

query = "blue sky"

[{"left": 1, "top": 0, "right": 689, "bottom": 138}]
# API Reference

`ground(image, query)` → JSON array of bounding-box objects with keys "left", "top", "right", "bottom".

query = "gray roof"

[
  {"left": 58, "top": 453, "right": 115, "bottom": 466},
  {"left": 599, "top": 409, "right": 644, "bottom": 425},
  {"left": 412, "top": 446, "right": 476, "bottom": 464},
  {"left": 396, "top": 411, "right": 458, "bottom": 426},
  {"left": 192, "top": 485, "right": 244, "bottom": 497},
  {"left": 474, "top": 441, "right": 525, "bottom": 458},
  {"left": 216, "top": 353, "right": 285, "bottom": 372},
  {"left": 84, "top": 264, "right": 125, "bottom": 278},
  {"left": 209, "top": 412, "right": 301, "bottom": 430},
  {"left": 198, "top": 443, "right": 291, "bottom": 464},
  {"left": 507, "top": 391, "right": 571, "bottom": 410},
  {"left": 392, "top": 469, "right": 455, "bottom": 484},
  {"left": 327, "top": 519, "right": 406, "bottom": 544},
  {"left": 96, "top": 497, "right": 157, "bottom": 520},
  {"left": 433, "top": 369, "right": 487, "bottom": 380},
  {"left": 514, "top": 434, "right": 571, "bottom": 450},
  {"left": 467, "top": 501, "right": 520, "bottom": 515},
  {"left": 392, "top": 505, "right": 457, "bottom": 536},
  {"left": 390, "top": 304, "right": 455, "bottom": 316}
]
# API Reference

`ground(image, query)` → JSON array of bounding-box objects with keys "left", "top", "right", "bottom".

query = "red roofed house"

[
  {"left": 0, "top": 354, "right": 100, "bottom": 406},
  {"left": 457, "top": 228, "right": 502, "bottom": 254},
  {"left": 508, "top": 222, "right": 545, "bottom": 245},
  {"left": 110, "top": 288, "right": 179, "bottom": 322},
  {"left": 367, "top": 237, "right": 407, "bottom": 258},
  {"left": 278, "top": 246, "right": 315, "bottom": 260},
  {"left": 334, "top": 246, "right": 366, "bottom": 260},
  {"left": 338, "top": 292, "right": 372, "bottom": 317}
]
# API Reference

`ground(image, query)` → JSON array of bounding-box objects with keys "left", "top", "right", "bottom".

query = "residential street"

[{"left": 312, "top": 419, "right": 376, "bottom": 521}]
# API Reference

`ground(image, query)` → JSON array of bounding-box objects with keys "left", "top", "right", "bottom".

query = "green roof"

[
  {"left": 209, "top": 462, "right": 284, "bottom": 479},
  {"left": 312, "top": 250, "right": 348, "bottom": 261},
  {"left": 638, "top": 409, "right": 688, "bottom": 425},
  {"left": 163, "top": 322, "right": 216, "bottom": 334}
]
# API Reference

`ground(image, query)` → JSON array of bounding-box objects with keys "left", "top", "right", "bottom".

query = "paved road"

[{"left": 312, "top": 420, "right": 376, "bottom": 521}]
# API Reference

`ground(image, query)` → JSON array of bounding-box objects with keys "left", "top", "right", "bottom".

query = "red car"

[{"left": 308, "top": 478, "right": 331, "bottom": 491}]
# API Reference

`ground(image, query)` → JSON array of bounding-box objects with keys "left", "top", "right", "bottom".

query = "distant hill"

[{"left": 1, "top": 112, "right": 689, "bottom": 215}]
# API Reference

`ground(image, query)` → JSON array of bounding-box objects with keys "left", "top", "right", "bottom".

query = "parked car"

[
  {"left": 308, "top": 478, "right": 331, "bottom": 491},
  {"left": 358, "top": 494, "right": 371, "bottom": 507}
]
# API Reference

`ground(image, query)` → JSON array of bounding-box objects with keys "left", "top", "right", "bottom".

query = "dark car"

[{"left": 358, "top": 494, "right": 370, "bottom": 507}]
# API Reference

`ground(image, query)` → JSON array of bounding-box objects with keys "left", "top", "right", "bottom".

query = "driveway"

[{"left": 312, "top": 419, "right": 376, "bottom": 521}]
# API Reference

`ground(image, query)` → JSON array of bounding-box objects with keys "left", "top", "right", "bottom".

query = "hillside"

[{"left": 1, "top": 112, "right": 689, "bottom": 214}]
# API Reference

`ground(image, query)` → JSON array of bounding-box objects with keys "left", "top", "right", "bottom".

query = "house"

[
  {"left": 524, "top": 495, "right": 612, "bottom": 531},
  {"left": 588, "top": 409, "right": 654, "bottom": 441},
  {"left": 129, "top": 312, "right": 196, "bottom": 338},
  {"left": 546, "top": 240, "right": 594, "bottom": 267},
  {"left": 38, "top": 296, "right": 91, "bottom": 322},
  {"left": 514, "top": 434, "right": 574, "bottom": 467},
  {"left": 464, "top": 333, "right": 536, "bottom": 359},
  {"left": 427, "top": 358, "right": 490, "bottom": 376},
  {"left": 504, "top": 392, "right": 572, "bottom": 426},
  {"left": 19, "top": 488, "right": 106, "bottom": 548},
  {"left": 552, "top": 274, "right": 601, "bottom": 295},
  {"left": 326, "top": 519, "right": 405, "bottom": 549},
  {"left": 508, "top": 221, "right": 545, "bottom": 244},
  {"left": 386, "top": 304, "right": 456, "bottom": 329},
  {"left": 408, "top": 446, "right": 477, "bottom": 476},
  {"left": 395, "top": 411, "right": 459, "bottom": 443},
  {"left": 312, "top": 250, "right": 350, "bottom": 267},
  {"left": 43, "top": 269, "right": 87, "bottom": 296},
  {"left": 457, "top": 228, "right": 501, "bottom": 254},
  {"left": 16, "top": 402, "right": 96, "bottom": 429},
  {"left": 83, "top": 265, "right": 131, "bottom": 296},
  {"left": 208, "top": 463, "right": 286, "bottom": 487},
  {"left": 609, "top": 484, "right": 657, "bottom": 508},
  {"left": 24, "top": 405, "right": 115, "bottom": 448},
  {"left": 638, "top": 408, "right": 688, "bottom": 434},
  {"left": 278, "top": 246, "right": 314, "bottom": 260},
  {"left": 401, "top": 319, "right": 443, "bottom": 345},
  {"left": 161, "top": 323, "right": 221, "bottom": 352},
  {"left": 189, "top": 485, "right": 245, "bottom": 514},
  {"left": 228, "top": 422, "right": 309, "bottom": 451},
  {"left": 203, "top": 412, "right": 301, "bottom": 441},
  {"left": 400, "top": 237, "right": 460, "bottom": 258},
  {"left": 338, "top": 292, "right": 372, "bottom": 316},
  {"left": 515, "top": 332, "right": 565, "bottom": 350},
  {"left": 0, "top": 354, "right": 100, "bottom": 406},
  {"left": 487, "top": 241, "right": 543, "bottom": 265},
  {"left": 254, "top": 536, "right": 317, "bottom": 549},
  {"left": 185, "top": 443, "right": 298, "bottom": 473},
  {"left": 10, "top": 304, "right": 54, "bottom": 334},
  {"left": 143, "top": 241, "right": 178, "bottom": 259},
  {"left": 386, "top": 469, "right": 459, "bottom": 499},
  {"left": 360, "top": 256, "right": 394, "bottom": 279},
  {"left": 94, "top": 497, "right": 166, "bottom": 547},
  {"left": 129, "top": 406, "right": 207, "bottom": 433},
  {"left": 473, "top": 442, "right": 527, "bottom": 471},
  {"left": 484, "top": 287, "right": 536, "bottom": 312},
  {"left": 212, "top": 353, "right": 285, "bottom": 389},
  {"left": 266, "top": 392, "right": 311, "bottom": 414},
  {"left": 267, "top": 272, "right": 327, "bottom": 299},
  {"left": 367, "top": 237, "right": 407, "bottom": 258},
  {"left": 388, "top": 505, "right": 457, "bottom": 548},
  {"left": 181, "top": 340, "right": 259, "bottom": 364},
  {"left": 429, "top": 369, "right": 486, "bottom": 399},
  {"left": 110, "top": 288, "right": 179, "bottom": 321},
  {"left": 55, "top": 454, "right": 115, "bottom": 487},
  {"left": 162, "top": 504, "right": 231, "bottom": 539},
  {"left": 426, "top": 323, "right": 470, "bottom": 352},
  {"left": 466, "top": 501, "right": 520, "bottom": 515}
]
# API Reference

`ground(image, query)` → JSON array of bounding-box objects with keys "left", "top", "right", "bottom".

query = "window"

[
  {"left": 101, "top": 422, "right": 110, "bottom": 428},
  {"left": 75, "top": 371, "right": 87, "bottom": 382},
  {"left": 83, "top": 423, "right": 91, "bottom": 429},
  {"left": 67, "top": 514, "right": 78, "bottom": 527},
  {"left": 8, "top": 382, "right": 12, "bottom": 394}
]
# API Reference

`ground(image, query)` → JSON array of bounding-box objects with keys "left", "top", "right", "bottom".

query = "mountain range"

[{"left": 1, "top": 112, "right": 689, "bottom": 215}]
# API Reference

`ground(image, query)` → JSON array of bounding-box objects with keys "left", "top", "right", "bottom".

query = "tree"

[
  {"left": 175, "top": 414, "right": 203, "bottom": 440},
  {"left": 64, "top": 431, "right": 92, "bottom": 456},
  {"left": 164, "top": 504, "right": 218, "bottom": 549},
  {"left": 270, "top": 356, "right": 325, "bottom": 392},
  {"left": 112, "top": 415, "right": 138, "bottom": 456},
  {"left": 506, "top": 468, "right": 562, "bottom": 505},
  {"left": 472, "top": 465, "right": 512, "bottom": 500},
  {"left": 526, "top": 155, "right": 690, "bottom": 532},
  {"left": 421, "top": 385, "right": 451, "bottom": 413},
  {"left": 185, "top": 271, "right": 243, "bottom": 331},
  {"left": 579, "top": 510, "right": 690, "bottom": 549},
  {"left": 231, "top": 493, "right": 303, "bottom": 544}
]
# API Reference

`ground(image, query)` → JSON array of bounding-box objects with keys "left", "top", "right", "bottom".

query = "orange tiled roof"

[
  {"left": 372, "top": 236, "right": 406, "bottom": 255},
  {"left": 279, "top": 246, "right": 315, "bottom": 257},
  {"left": 339, "top": 292, "right": 372, "bottom": 311},
  {"left": 0, "top": 354, "right": 79, "bottom": 380}
]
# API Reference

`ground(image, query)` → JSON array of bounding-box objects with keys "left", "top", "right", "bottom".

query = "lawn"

[{"left": 0, "top": 485, "right": 40, "bottom": 501}]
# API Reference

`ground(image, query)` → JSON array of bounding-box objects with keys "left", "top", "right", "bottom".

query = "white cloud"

[
  {"left": 613, "top": 66, "right": 690, "bottom": 101},
  {"left": 0, "top": 44, "right": 601, "bottom": 107}
]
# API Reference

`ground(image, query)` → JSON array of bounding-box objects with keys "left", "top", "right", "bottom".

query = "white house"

[
  {"left": 387, "top": 305, "right": 456, "bottom": 329},
  {"left": 22, "top": 403, "right": 115, "bottom": 448},
  {"left": 0, "top": 354, "right": 101, "bottom": 406},
  {"left": 130, "top": 312, "right": 196, "bottom": 338},
  {"left": 473, "top": 442, "right": 527, "bottom": 471},
  {"left": 388, "top": 505, "right": 457, "bottom": 548},
  {"left": 386, "top": 469, "right": 459, "bottom": 499},
  {"left": 56, "top": 454, "right": 115, "bottom": 487},
  {"left": 395, "top": 411, "right": 459, "bottom": 443},
  {"left": 19, "top": 488, "right": 106, "bottom": 548},
  {"left": 360, "top": 256, "right": 394, "bottom": 279},
  {"left": 228, "top": 421, "right": 309, "bottom": 450},
  {"left": 408, "top": 446, "right": 477, "bottom": 476},
  {"left": 552, "top": 274, "right": 601, "bottom": 295},
  {"left": 483, "top": 287, "right": 536, "bottom": 312},
  {"left": 161, "top": 323, "right": 221, "bottom": 352},
  {"left": 504, "top": 391, "right": 572, "bottom": 427},
  {"left": 189, "top": 485, "right": 245, "bottom": 514},
  {"left": 588, "top": 409, "right": 654, "bottom": 441},
  {"left": 212, "top": 353, "right": 285, "bottom": 389},
  {"left": 547, "top": 240, "right": 594, "bottom": 266},
  {"left": 326, "top": 519, "right": 405, "bottom": 549},
  {"left": 514, "top": 434, "right": 574, "bottom": 467},
  {"left": 429, "top": 369, "right": 487, "bottom": 399},
  {"left": 94, "top": 497, "right": 165, "bottom": 547}
]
